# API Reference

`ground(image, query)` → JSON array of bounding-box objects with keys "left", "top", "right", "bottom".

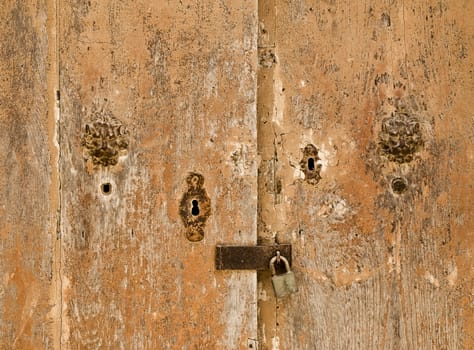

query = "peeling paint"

[
  {"left": 424, "top": 272, "right": 440, "bottom": 288},
  {"left": 447, "top": 265, "right": 458, "bottom": 287},
  {"left": 271, "top": 336, "right": 280, "bottom": 350}
]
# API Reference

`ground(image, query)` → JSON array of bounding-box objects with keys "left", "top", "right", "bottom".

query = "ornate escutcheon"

[
  {"left": 179, "top": 173, "right": 211, "bottom": 242},
  {"left": 81, "top": 108, "right": 129, "bottom": 167},
  {"left": 378, "top": 111, "right": 423, "bottom": 163}
]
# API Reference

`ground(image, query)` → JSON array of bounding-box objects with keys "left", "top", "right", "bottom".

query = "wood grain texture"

[
  {"left": 58, "top": 1, "right": 258, "bottom": 348},
  {"left": 2, "top": 1, "right": 472, "bottom": 349},
  {"left": 0, "top": 1, "right": 58, "bottom": 349},
  {"left": 257, "top": 0, "right": 474, "bottom": 349}
]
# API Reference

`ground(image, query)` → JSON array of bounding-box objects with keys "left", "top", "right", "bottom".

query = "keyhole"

[
  {"left": 308, "top": 158, "right": 315, "bottom": 171},
  {"left": 101, "top": 183, "right": 112, "bottom": 195},
  {"left": 191, "top": 200, "right": 200, "bottom": 216}
]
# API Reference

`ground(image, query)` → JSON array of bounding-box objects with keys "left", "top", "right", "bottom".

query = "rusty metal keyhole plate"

[
  {"left": 179, "top": 173, "right": 211, "bottom": 242},
  {"left": 300, "top": 144, "right": 322, "bottom": 185}
]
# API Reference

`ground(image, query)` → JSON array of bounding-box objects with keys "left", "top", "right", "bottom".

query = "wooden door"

[
  {"left": 0, "top": 1, "right": 58, "bottom": 348},
  {"left": 2, "top": 1, "right": 259, "bottom": 349},
  {"left": 2, "top": 1, "right": 473, "bottom": 350},
  {"left": 257, "top": 1, "right": 474, "bottom": 349},
  {"left": 58, "top": 1, "right": 259, "bottom": 349}
]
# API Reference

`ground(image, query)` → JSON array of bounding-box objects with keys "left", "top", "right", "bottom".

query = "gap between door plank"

[
  {"left": 257, "top": 0, "right": 281, "bottom": 349},
  {"left": 47, "top": 0, "right": 62, "bottom": 349}
]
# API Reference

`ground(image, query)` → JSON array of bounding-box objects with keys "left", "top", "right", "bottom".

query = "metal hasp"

[{"left": 215, "top": 245, "right": 292, "bottom": 270}]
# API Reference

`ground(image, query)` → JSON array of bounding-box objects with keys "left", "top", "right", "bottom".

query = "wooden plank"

[
  {"left": 58, "top": 1, "right": 258, "bottom": 348},
  {"left": 0, "top": 1, "right": 59, "bottom": 349},
  {"left": 256, "top": 1, "right": 283, "bottom": 345},
  {"left": 258, "top": 0, "right": 474, "bottom": 349}
]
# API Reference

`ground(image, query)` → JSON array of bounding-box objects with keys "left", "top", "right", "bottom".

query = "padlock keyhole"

[
  {"left": 308, "top": 158, "right": 315, "bottom": 171},
  {"left": 191, "top": 200, "right": 200, "bottom": 216}
]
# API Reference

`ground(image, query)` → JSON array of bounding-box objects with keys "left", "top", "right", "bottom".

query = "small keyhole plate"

[
  {"left": 179, "top": 173, "right": 211, "bottom": 242},
  {"left": 300, "top": 144, "right": 322, "bottom": 185}
]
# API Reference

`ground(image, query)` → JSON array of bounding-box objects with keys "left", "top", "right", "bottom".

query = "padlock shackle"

[{"left": 269, "top": 255, "right": 290, "bottom": 275}]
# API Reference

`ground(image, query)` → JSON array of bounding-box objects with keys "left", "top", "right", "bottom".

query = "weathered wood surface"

[
  {"left": 2, "top": 1, "right": 473, "bottom": 349},
  {"left": 59, "top": 1, "right": 258, "bottom": 349},
  {"left": 257, "top": 0, "right": 474, "bottom": 349},
  {"left": 0, "top": 1, "right": 59, "bottom": 349}
]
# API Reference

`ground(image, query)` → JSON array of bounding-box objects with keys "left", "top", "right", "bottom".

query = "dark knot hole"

[
  {"left": 391, "top": 178, "right": 408, "bottom": 194},
  {"left": 101, "top": 183, "right": 112, "bottom": 195}
]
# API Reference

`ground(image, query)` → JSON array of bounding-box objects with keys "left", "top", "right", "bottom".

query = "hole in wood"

[
  {"left": 191, "top": 200, "right": 200, "bottom": 216},
  {"left": 391, "top": 177, "right": 408, "bottom": 194},
  {"left": 101, "top": 183, "right": 112, "bottom": 195}
]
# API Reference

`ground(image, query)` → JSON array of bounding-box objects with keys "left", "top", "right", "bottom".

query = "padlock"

[{"left": 270, "top": 253, "right": 298, "bottom": 298}]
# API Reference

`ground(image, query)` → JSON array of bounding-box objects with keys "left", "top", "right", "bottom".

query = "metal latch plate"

[{"left": 215, "top": 245, "right": 292, "bottom": 270}]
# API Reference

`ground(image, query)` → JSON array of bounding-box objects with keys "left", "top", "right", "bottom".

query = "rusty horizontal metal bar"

[{"left": 215, "top": 244, "right": 292, "bottom": 270}]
